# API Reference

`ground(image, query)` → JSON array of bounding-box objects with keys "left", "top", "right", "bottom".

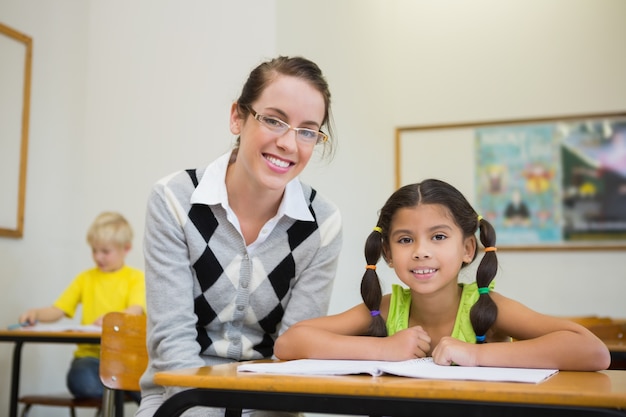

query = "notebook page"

[
  {"left": 377, "top": 358, "right": 558, "bottom": 383},
  {"left": 237, "top": 358, "right": 558, "bottom": 383}
]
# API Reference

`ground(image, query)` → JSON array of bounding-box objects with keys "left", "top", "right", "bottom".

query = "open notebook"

[{"left": 237, "top": 358, "right": 558, "bottom": 384}]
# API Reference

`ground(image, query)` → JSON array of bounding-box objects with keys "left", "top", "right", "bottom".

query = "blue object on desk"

[{"left": 7, "top": 322, "right": 29, "bottom": 330}]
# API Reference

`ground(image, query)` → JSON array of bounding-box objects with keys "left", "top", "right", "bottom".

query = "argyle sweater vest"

[
  {"left": 185, "top": 168, "right": 326, "bottom": 357},
  {"left": 141, "top": 164, "right": 342, "bottom": 400}
]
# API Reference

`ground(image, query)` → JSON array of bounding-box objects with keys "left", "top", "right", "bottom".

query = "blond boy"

[{"left": 18, "top": 212, "right": 146, "bottom": 400}]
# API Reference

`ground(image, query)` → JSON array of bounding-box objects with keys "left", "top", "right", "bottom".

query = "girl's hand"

[
  {"left": 383, "top": 326, "right": 431, "bottom": 360},
  {"left": 431, "top": 336, "right": 478, "bottom": 366}
]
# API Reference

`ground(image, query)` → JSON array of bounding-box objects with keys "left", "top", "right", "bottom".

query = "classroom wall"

[
  {"left": 0, "top": 1, "right": 625, "bottom": 416},
  {"left": 278, "top": 0, "right": 626, "bottom": 316}
]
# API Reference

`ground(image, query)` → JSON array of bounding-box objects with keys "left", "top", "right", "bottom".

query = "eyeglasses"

[{"left": 247, "top": 107, "right": 328, "bottom": 145}]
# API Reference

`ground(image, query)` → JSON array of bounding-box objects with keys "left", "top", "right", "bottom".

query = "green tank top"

[{"left": 386, "top": 282, "right": 495, "bottom": 343}]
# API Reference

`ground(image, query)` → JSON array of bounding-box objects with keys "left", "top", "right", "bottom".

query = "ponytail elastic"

[
  {"left": 365, "top": 265, "right": 376, "bottom": 270},
  {"left": 373, "top": 226, "right": 382, "bottom": 233},
  {"left": 478, "top": 287, "right": 490, "bottom": 295},
  {"left": 370, "top": 310, "right": 380, "bottom": 317},
  {"left": 484, "top": 246, "right": 497, "bottom": 252},
  {"left": 475, "top": 334, "right": 486, "bottom": 342}
]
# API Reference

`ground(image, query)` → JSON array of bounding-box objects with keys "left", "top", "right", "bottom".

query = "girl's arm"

[
  {"left": 432, "top": 292, "right": 611, "bottom": 371},
  {"left": 275, "top": 301, "right": 431, "bottom": 361}
]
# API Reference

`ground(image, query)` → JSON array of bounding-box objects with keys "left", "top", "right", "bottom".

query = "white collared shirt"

[{"left": 190, "top": 152, "right": 314, "bottom": 252}]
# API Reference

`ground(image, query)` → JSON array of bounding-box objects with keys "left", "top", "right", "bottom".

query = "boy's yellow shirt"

[{"left": 53, "top": 265, "right": 146, "bottom": 358}]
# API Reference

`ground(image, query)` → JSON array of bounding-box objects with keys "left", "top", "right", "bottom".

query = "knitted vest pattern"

[{"left": 185, "top": 169, "right": 320, "bottom": 358}]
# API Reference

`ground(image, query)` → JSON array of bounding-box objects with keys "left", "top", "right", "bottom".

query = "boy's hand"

[
  {"left": 18, "top": 309, "right": 38, "bottom": 326},
  {"left": 431, "top": 336, "right": 478, "bottom": 366},
  {"left": 382, "top": 326, "right": 431, "bottom": 360},
  {"left": 18, "top": 306, "right": 64, "bottom": 325}
]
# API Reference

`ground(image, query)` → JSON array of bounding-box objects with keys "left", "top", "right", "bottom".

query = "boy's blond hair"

[{"left": 86, "top": 212, "right": 133, "bottom": 248}]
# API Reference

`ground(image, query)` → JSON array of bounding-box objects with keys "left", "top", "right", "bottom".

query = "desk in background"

[
  {"left": 606, "top": 341, "right": 626, "bottom": 370},
  {"left": 565, "top": 316, "right": 626, "bottom": 370},
  {"left": 153, "top": 361, "right": 626, "bottom": 417},
  {"left": 0, "top": 328, "right": 100, "bottom": 417},
  {"left": 590, "top": 322, "right": 626, "bottom": 370}
]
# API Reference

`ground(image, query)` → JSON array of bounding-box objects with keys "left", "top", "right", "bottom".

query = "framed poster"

[
  {"left": 395, "top": 113, "right": 626, "bottom": 251},
  {"left": 0, "top": 22, "right": 32, "bottom": 238}
]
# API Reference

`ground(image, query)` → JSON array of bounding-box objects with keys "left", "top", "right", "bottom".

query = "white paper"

[
  {"left": 237, "top": 358, "right": 558, "bottom": 384},
  {"left": 17, "top": 323, "right": 102, "bottom": 333}
]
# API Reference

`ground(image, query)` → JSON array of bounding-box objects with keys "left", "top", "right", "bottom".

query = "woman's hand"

[{"left": 383, "top": 326, "right": 431, "bottom": 360}]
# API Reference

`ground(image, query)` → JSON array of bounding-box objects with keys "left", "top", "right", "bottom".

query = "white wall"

[
  {"left": 0, "top": 1, "right": 277, "bottom": 416},
  {"left": 0, "top": 2, "right": 92, "bottom": 416},
  {"left": 277, "top": 0, "right": 626, "bottom": 318},
  {"left": 0, "top": 1, "right": 625, "bottom": 416}
]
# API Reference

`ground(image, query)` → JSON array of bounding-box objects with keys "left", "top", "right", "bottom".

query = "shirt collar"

[{"left": 190, "top": 151, "right": 314, "bottom": 222}]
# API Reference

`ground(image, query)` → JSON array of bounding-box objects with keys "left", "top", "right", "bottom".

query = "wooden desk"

[
  {"left": 0, "top": 328, "right": 101, "bottom": 417},
  {"left": 153, "top": 361, "right": 626, "bottom": 417},
  {"left": 607, "top": 341, "right": 626, "bottom": 352},
  {"left": 606, "top": 340, "right": 626, "bottom": 370},
  {"left": 563, "top": 317, "right": 626, "bottom": 369}
]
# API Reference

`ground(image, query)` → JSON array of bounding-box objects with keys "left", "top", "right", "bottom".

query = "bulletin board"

[{"left": 395, "top": 113, "right": 626, "bottom": 251}]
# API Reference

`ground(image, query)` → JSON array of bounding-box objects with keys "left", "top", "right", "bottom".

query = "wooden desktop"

[{"left": 153, "top": 360, "right": 626, "bottom": 417}]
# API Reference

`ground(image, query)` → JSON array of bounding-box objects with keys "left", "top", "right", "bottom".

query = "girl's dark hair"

[
  {"left": 361, "top": 179, "right": 498, "bottom": 341},
  {"left": 234, "top": 56, "right": 335, "bottom": 158}
]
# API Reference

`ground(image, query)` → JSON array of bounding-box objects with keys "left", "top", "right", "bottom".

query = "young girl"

[{"left": 275, "top": 179, "right": 610, "bottom": 371}]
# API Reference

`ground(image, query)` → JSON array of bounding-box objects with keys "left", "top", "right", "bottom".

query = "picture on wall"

[
  {"left": 0, "top": 22, "right": 32, "bottom": 239},
  {"left": 395, "top": 112, "right": 626, "bottom": 250},
  {"left": 475, "top": 124, "right": 562, "bottom": 245},
  {"left": 560, "top": 119, "right": 626, "bottom": 241},
  {"left": 475, "top": 116, "right": 626, "bottom": 247}
]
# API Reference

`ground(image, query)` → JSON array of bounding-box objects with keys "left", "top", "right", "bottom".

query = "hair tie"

[
  {"left": 370, "top": 310, "right": 380, "bottom": 317},
  {"left": 478, "top": 287, "right": 490, "bottom": 295},
  {"left": 373, "top": 226, "right": 382, "bottom": 233},
  {"left": 475, "top": 335, "right": 486, "bottom": 342},
  {"left": 365, "top": 265, "right": 376, "bottom": 270},
  {"left": 477, "top": 215, "right": 483, "bottom": 222},
  {"left": 484, "top": 246, "right": 497, "bottom": 252}
]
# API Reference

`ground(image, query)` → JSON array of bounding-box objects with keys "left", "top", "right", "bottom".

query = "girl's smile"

[{"left": 411, "top": 268, "right": 438, "bottom": 280}]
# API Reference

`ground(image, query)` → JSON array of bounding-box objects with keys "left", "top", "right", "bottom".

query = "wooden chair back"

[
  {"left": 99, "top": 312, "right": 148, "bottom": 417},
  {"left": 586, "top": 322, "right": 626, "bottom": 370},
  {"left": 564, "top": 315, "right": 614, "bottom": 328},
  {"left": 587, "top": 322, "right": 626, "bottom": 341}
]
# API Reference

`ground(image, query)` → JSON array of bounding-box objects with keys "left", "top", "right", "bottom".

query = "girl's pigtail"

[
  {"left": 469, "top": 216, "right": 499, "bottom": 343},
  {"left": 361, "top": 227, "right": 387, "bottom": 337}
]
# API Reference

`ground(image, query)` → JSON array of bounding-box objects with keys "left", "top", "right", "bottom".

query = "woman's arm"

[
  {"left": 432, "top": 292, "right": 611, "bottom": 371},
  {"left": 143, "top": 181, "right": 205, "bottom": 373}
]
